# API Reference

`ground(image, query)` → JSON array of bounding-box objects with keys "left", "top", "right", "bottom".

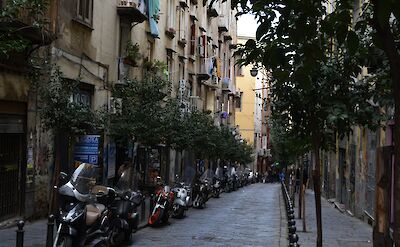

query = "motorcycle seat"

[{"left": 86, "top": 203, "right": 106, "bottom": 225}]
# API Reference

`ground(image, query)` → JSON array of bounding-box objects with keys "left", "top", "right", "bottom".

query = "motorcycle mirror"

[{"left": 59, "top": 172, "right": 68, "bottom": 180}]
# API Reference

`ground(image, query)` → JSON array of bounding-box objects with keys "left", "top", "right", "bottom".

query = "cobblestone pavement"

[
  {"left": 293, "top": 190, "right": 373, "bottom": 247},
  {"left": 130, "top": 183, "right": 285, "bottom": 247},
  {"left": 0, "top": 219, "right": 47, "bottom": 247},
  {"left": 0, "top": 183, "right": 285, "bottom": 247}
]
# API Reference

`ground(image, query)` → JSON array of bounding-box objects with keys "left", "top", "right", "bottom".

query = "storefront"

[{"left": 0, "top": 100, "right": 27, "bottom": 221}]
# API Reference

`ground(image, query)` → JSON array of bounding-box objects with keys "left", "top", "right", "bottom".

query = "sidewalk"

[
  {"left": 293, "top": 190, "right": 372, "bottom": 247},
  {"left": 0, "top": 198, "right": 151, "bottom": 247}
]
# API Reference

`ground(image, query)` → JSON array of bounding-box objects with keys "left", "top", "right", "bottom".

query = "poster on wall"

[{"left": 74, "top": 135, "right": 100, "bottom": 165}]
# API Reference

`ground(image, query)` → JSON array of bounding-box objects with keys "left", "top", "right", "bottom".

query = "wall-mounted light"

[{"left": 250, "top": 66, "right": 258, "bottom": 77}]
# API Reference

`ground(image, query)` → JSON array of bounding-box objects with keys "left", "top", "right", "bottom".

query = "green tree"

[
  {"left": 37, "top": 66, "right": 101, "bottom": 213},
  {"left": 227, "top": 1, "right": 386, "bottom": 246},
  {"left": 0, "top": 0, "right": 50, "bottom": 57},
  {"left": 108, "top": 75, "right": 168, "bottom": 146}
]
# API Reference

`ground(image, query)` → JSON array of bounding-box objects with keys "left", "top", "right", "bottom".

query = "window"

[
  {"left": 167, "top": 0, "right": 176, "bottom": 29},
  {"left": 71, "top": 82, "right": 94, "bottom": 108},
  {"left": 76, "top": 0, "right": 93, "bottom": 26},
  {"left": 235, "top": 93, "right": 242, "bottom": 110},
  {"left": 236, "top": 65, "right": 244, "bottom": 76},
  {"left": 167, "top": 50, "right": 174, "bottom": 81},
  {"left": 190, "top": 23, "right": 196, "bottom": 55},
  {"left": 178, "top": 8, "right": 186, "bottom": 41}
]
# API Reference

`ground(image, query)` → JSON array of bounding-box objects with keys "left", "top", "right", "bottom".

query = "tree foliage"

[
  {"left": 108, "top": 75, "right": 168, "bottom": 146},
  {"left": 0, "top": 0, "right": 49, "bottom": 57},
  {"left": 38, "top": 66, "right": 101, "bottom": 135}
]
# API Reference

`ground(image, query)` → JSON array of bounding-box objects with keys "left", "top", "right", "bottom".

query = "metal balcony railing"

[{"left": 189, "top": 96, "right": 204, "bottom": 112}]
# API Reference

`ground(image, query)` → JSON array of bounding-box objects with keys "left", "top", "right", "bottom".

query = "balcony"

[
  {"left": 179, "top": 0, "right": 189, "bottom": 8},
  {"left": 197, "top": 58, "right": 211, "bottom": 81},
  {"left": 218, "top": 17, "right": 228, "bottom": 32},
  {"left": 0, "top": 2, "right": 54, "bottom": 47},
  {"left": 117, "top": 0, "right": 147, "bottom": 23},
  {"left": 224, "top": 34, "right": 233, "bottom": 42},
  {"left": 222, "top": 77, "right": 235, "bottom": 93},
  {"left": 207, "top": 7, "right": 219, "bottom": 18},
  {"left": 189, "top": 96, "right": 204, "bottom": 112}
]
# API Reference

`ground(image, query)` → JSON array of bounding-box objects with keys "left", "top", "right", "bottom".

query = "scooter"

[
  {"left": 171, "top": 177, "right": 189, "bottom": 219},
  {"left": 108, "top": 166, "right": 143, "bottom": 246},
  {"left": 54, "top": 163, "right": 112, "bottom": 247}
]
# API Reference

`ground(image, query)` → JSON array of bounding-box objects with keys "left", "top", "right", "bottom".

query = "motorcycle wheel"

[
  {"left": 148, "top": 207, "right": 164, "bottom": 226},
  {"left": 173, "top": 205, "right": 185, "bottom": 219},
  {"left": 124, "top": 227, "right": 132, "bottom": 242},
  {"left": 56, "top": 235, "right": 73, "bottom": 247}
]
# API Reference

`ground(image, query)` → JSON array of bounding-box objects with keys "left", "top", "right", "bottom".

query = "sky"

[{"left": 237, "top": 14, "right": 258, "bottom": 38}]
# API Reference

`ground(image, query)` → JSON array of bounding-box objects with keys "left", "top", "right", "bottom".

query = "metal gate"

[{"left": 0, "top": 133, "right": 24, "bottom": 220}]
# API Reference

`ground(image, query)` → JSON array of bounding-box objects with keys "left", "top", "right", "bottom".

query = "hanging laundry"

[
  {"left": 147, "top": 0, "right": 160, "bottom": 38},
  {"left": 216, "top": 58, "right": 222, "bottom": 78},
  {"left": 208, "top": 57, "right": 214, "bottom": 75}
]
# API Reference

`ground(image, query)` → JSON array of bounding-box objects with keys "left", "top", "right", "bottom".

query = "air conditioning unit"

[{"left": 212, "top": 76, "right": 218, "bottom": 84}]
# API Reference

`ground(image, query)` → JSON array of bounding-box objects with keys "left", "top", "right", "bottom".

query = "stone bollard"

[
  {"left": 289, "top": 233, "right": 299, "bottom": 243},
  {"left": 46, "top": 215, "right": 55, "bottom": 247},
  {"left": 16, "top": 220, "right": 24, "bottom": 247},
  {"left": 288, "top": 219, "right": 296, "bottom": 227}
]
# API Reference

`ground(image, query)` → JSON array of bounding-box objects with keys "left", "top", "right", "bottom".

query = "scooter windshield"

[
  {"left": 215, "top": 167, "right": 223, "bottom": 178},
  {"left": 70, "top": 163, "right": 97, "bottom": 195},
  {"left": 200, "top": 169, "right": 214, "bottom": 181},
  {"left": 116, "top": 167, "right": 132, "bottom": 192},
  {"left": 228, "top": 167, "right": 236, "bottom": 177},
  {"left": 183, "top": 166, "right": 196, "bottom": 185}
]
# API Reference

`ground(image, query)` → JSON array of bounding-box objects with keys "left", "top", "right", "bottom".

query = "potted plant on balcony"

[
  {"left": 143, "top": 59, "right": 168, "bottom": 77},
  {"left": 124, "top": 41, "right": 141, "bottom": 66},
  {"left": 178, "top": 38, "right": 187, "bottom": 47},
  {"left": 165, "top": 27, "right": 176, "bottom": 39}
]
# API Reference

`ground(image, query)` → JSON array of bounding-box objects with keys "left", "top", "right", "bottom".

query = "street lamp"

[{"left": 250, "top": 66, "right": 258, "bottom": 77}]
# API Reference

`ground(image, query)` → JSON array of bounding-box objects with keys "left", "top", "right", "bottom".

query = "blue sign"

[{"left": 74, "top": 135, "right": 100, "bottom": 165}]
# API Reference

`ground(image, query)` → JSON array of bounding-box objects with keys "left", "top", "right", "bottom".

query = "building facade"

[
  {"left": 0, "top": 0, "right": 238, "bottom": 221},
  {"left": 235, "top": 35, "right": 270, "bottom": 173}
]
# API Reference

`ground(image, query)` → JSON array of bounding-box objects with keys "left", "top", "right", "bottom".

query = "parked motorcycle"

[
  {"left": 192, "top": 170, "right": 211, "bottom": 209},
  {"left": 54, "top": 163, "right": 112, "bottom": 247},
  {"left": 148, "top": 177, "right": 174, "bottom": 226},
  {"left": 228, "top": 166, "right": 238, "bottom": 191},
  {"left": 171, "top": 176, "right": 190, "bottom": 218},
  {"left": 108, "top": 166, "right": 142, "bottom": 246},
  {"left": 212, "top": 167, "right": 223, "bottom": 198}
]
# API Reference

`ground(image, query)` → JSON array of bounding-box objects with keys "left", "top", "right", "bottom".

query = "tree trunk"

[
  {"left": 302, "top": 183, "right": 307, "bottom": 232},
  {"left": 180, "top": 150, "right": 184, "bottom": 178},
  {"left": 49, "top": 131, "right": 61, "bottom": 215},
  {"left": 311, "top": 133, "right": 323, "bottom": 247},
  {"left": 299, "top": 157, "right": 304, "bottom": 219},
  {"left": 371, "top": 1, "right": 400, "bottom": 245}
]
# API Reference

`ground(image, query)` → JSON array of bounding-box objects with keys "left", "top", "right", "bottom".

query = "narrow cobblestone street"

[
  {"left": 0, "top": 183, "right": 285, "bottom": 247},
  {"left": 131, "top": 183, "right": 285, "bottom": 247}
]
